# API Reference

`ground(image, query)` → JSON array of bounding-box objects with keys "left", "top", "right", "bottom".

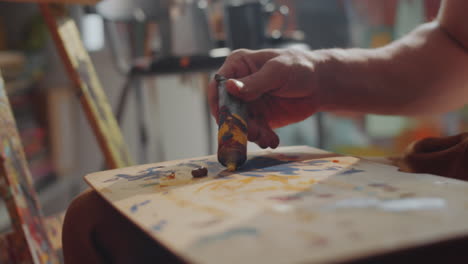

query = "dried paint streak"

[
  {"left": 368, "top": 183, "right": 398, "bottom": 192},
  {"left": 305, "top": 160, "right": 330, "bottom": 165},
  {"left": 238, "top": 158, "right": 339, "bottom": 177},
  {"left": 317, "top": 193, "right": 334, "bottom": 198},
  {"left": 191, "top": 219, "right": 223, "bottom": 228},
  {"left": 165, "top": 193, "right": 227, "bottom": 216},
  {"left": 152, "top": 220, "right": 167, "bottom": 232},
  {"left": 194, "top": 227, "right": 258, "bottom": 247},
  {"left": 329, "top": 197, "right": 446, "bottom": 212},
  {"left": 104, "top": 166, "right": 169, "bottom": 182},
  {"left": 196, "top": 175, "right": 302, "bottom": 193},
  {"left": 269, "top": 194, "right": 302, "bottom": 202},
  {"left": 140, "top": 182, "right": 159, "bottom": 188},
  {"left": 339, "top": 168, "right": 365, "bottom": 175},
  {"left": 103, "top": 160, "right": 224, "bottom": 183},
  {"left": 130, "top": 200, "right": 151, "bottom": 213},
  {"left": 303, "top": 166, "right": 342, "bottom": 173}
]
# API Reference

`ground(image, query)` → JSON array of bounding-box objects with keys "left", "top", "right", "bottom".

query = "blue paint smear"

[
  {"left": 339, "top": 168, "right": 365, "bottom": 175},
  {"left": 104, "top": 166, "right": 173, "bottom": 183},
  {"left": 130, "top": 200, "right": 151, "bottom": 213},
  {"left": 235, "top": 158, "right": 342, "bottom": 177},
  {"left": 195, "top": 227, "right": 258, "bottom": 247},
  {"left": 237, "top": 173, "right": 264, "bottom": 177},
  {"left": 152, "top": 220, "right": 167, "bottom": 232},
  {"left": 304, "top": 160, "right": 330, "bottom": 165}
]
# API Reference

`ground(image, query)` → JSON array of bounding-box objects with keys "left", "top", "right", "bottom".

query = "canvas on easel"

[{"left": 0, "top": 73, "right": 59, "bottom": 263}]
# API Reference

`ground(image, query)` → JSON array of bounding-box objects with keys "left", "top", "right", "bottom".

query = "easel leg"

[{"left": 39, "top": 3, "right": 133, "bottom": 169}]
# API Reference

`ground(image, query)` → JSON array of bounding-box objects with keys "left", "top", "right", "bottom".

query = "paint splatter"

[
  {"left": 103, "top": 160, "right": 223, "bottom": 183},
  {"left": 104, "top": 166, "right": 170, "bottom": 182},
  {"left": 191, "top": 167, "right": 208, "bottom": 178},
  {"left": 130, "top": 200, "right": 151, "bottom": 213},
  {"left": 339, "top": 168, "right": 365, "bottom": 175},
  {"left": 152, "top": 220, "right": 167, "bottom": 232},
  {"left": 194, "top": 227, "right": 258, "bottom": 247}
]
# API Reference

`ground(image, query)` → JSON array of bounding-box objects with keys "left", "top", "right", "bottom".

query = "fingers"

[
  {"left": 247, "top": 111, "right": 280, "bottom": 149},
  {"left": 400, "top": 133, "right": 468, "bottom": 180},
  {"left": 217, "top": 49, "right": 258, "bottom": 78},
  {"left": 209, "top": 49, "right": 259, "bottom": 123},
  {"left": 231, "top": 61, "right": 284, "bottom": 101},
  {"left": 411, "top": 133, "right": 465, "bottom": 154}
]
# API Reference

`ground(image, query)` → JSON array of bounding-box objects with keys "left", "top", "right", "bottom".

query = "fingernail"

[{"left": 231, "top": 79, "right": 245, "bottom": 90}]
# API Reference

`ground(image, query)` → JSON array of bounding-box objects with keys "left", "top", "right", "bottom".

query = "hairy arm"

[{"left": 318, "top": 0, "right": 468, "bottom": 115}]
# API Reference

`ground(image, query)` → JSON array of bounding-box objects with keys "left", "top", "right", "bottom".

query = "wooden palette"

[{"left": 85, "top": 146, "right": 468, "bottom": 264}]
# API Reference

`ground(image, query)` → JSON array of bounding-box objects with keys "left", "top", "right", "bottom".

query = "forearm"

[{"left": 317, "top": 21, "right": 468, "bottom": 115}]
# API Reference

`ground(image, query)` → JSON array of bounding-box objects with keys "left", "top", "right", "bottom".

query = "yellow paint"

[
  {"left": 196, "top": 175, "right": 309, "bottom": 194},
  {"left": 158, "top": 178, "right": 194, "bottom": 187},
  {"left": 227, "top": 163, "right": 237, "bottom": 172},
  {"left": 218, "top": 120, "right": 247, "bottom": 145},
  {"left": 294, "top": 210, "right": 316, "bottom": 222},
  {"left": 164, "top": 193, "right": 227, "bottom": 217},
  {"left": 299, "top": 179, "right": 317, "bottom": 185},
  {"left": 245, "top": 186, "right": 283, "bottom": 193},
  {"left": 232, "top": 114, "right": 247, "bottom": 127},
  {"left": 100, "top": 187, "right": 112, "bottom": 193}
]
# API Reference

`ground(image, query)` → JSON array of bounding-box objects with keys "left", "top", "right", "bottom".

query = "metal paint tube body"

[{"left": 216, "top": 74, "right": 248, "bottom": 171}]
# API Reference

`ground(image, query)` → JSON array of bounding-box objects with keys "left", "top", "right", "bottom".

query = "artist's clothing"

[{"left": 62, "top": 190, "right": 184, "bottom": 264}]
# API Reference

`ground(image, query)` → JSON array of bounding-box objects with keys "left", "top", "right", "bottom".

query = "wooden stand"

[{"left": 39, "top": 4, "right": 133, "bottom": 168}]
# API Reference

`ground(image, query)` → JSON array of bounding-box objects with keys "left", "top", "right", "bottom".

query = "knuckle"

[
  {"left": 267, "top": 58, "right": 285, "bottom": 70},
  {"left": 229, "top": 49, "right": 251, "bottom": 61}
]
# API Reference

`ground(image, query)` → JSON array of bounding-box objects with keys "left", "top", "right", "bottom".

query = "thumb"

[{"left": 225, "top": 62, "right": 283, "bottom": 101}]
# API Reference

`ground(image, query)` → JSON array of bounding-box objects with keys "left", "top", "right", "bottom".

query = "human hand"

[
  {"left": 395, "top": 132, "right": 468, "bottom": 180},
  {"left": 208, "top": 48, "right": 322, "bottom": 149}
]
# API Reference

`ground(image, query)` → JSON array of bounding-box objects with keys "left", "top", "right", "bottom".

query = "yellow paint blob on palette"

[{"left": 85, "top": 146, "right": 468, "bottom": 264}]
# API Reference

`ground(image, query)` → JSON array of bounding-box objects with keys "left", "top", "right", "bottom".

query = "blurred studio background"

[{"left": 0, "top": 0, "right": 466, "bottom": 227}]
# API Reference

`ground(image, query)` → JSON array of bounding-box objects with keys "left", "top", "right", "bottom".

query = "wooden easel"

[{"left": 0, "top": 0, "right": 134, "bottom": 262}]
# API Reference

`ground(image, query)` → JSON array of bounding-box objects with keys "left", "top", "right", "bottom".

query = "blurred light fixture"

[{"left": 82, "top": 7, "right": 105, "bottom": 52}]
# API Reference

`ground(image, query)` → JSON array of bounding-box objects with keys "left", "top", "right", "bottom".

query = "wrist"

[{"left": 312, "top": 49, "right": 345, "bottom": 112}]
